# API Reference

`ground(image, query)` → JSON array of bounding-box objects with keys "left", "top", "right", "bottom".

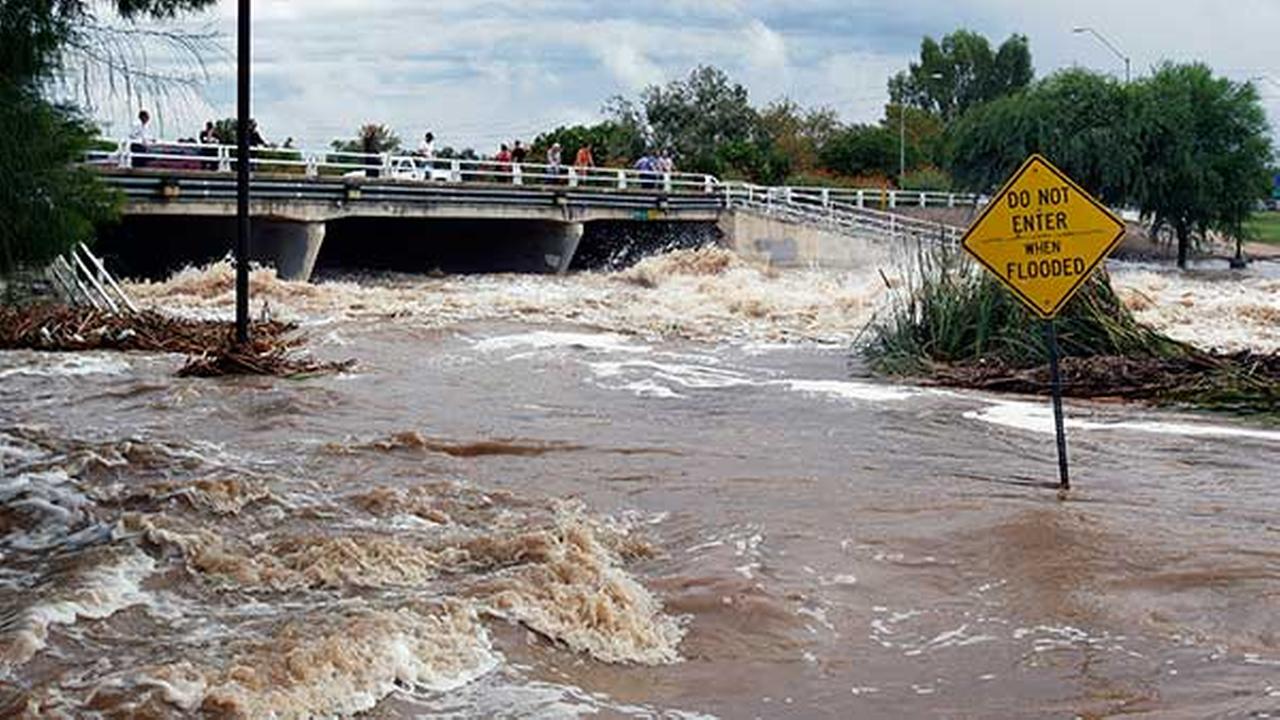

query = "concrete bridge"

[{"left": 87, "top": 139, "right": 973, "bottom": 280}]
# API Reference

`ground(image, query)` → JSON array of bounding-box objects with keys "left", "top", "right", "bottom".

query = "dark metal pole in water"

[
  {"left": 1043, "top": 319, "right": 1070, "bottom": 490},
  {"left": 234, "top": 0, "right": 251, "bottom": 344}
]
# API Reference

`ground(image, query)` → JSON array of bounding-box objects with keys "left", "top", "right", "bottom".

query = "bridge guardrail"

[
  {"left": 85, "top": 138, "right": 986, "bottom": 209},
  {"left": 86, "top": 138, "right": 721, "bottom": 195},
  {"left": 721, "top": 182, "right": 966, "bottom": 246}
]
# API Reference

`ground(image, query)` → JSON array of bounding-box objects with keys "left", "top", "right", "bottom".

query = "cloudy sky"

[{"left": 106, "top": 0, "right": 1280, "bottom": 151}]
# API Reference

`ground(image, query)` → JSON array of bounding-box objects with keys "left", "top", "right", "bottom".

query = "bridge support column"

[
  {"left": 498, "top": 220, "right": 582, "bottom": 274},
  {"left": 550, "top": 222, "right": 584, "bottom": 274},
  {"left": 251, "top": 220, "right": 326, "bottom": 281}
]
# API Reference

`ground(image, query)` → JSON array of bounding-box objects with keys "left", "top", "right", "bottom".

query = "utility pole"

[
  {"left": 235, "top": 0, "right": 251, "bottom": 344},
  {"left": 1072, "top": 26, "right": 1130, "bottom": 83}
]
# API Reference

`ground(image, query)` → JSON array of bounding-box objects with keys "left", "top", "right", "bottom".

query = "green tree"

[
  {"left": 531, "top": 121, "right": 644, "bottom": 168},
  {"left": 949, "top": 69, "right": 1135, "bottom": 204},
  {"left": 331, "top": 123, "right": 402, "bottom": 154},
  {"left": 819, "top": 125, "right": 900, "bottom": 179},
  {"left": 948, "top": 65, "right": 1273, "bottom": 269},
  {"left": 1130, "top": 63, "right": 1273, "bottom": 267},
  {"left": 758, "top": 99, "right": 840, "bottom": 175},
  {"left": 1, "top": 0, "right": 216, "bottom": 276},
  {"left": 437, "top": 146, "right": 478, "bottom": 161},
  {"left": 0, "top": 84, "right": 118, "bottom": 275},
  {"left": 889, "top": 29, "right": 1033, "bottom": 123},
  {"left": 879, "top": 103, "right": 948, "bottom": 176},
  {"left": 612, "top": 65, "right": 779, "bottom": 180}
]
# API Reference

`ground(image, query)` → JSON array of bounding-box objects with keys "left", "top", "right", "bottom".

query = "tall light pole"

[
  {"left": 235, "top": 0, "right": 251, "bottom": 343},
  {"left": 1072, "top": 26, "right": 1130, "bottom": 83},
  {"left": 899, "top": 72, "right": 944, "bottom": 181}
]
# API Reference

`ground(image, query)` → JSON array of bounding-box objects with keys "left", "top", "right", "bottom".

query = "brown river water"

[{"left": 2, "top": 248, "right": 1279, "bottom": 718}]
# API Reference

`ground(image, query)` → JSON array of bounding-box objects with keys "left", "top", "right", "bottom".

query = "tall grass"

[
  {"left": 859, "top": 241, "right": 1279, "bottom": 416},
  {"left": 859, "top": 241, "right": 1189, "bottom": 375}
]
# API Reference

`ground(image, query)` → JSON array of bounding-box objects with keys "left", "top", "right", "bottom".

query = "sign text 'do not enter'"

[{"left": 960, "top": 155, "right": 1126, "bottom": 318}]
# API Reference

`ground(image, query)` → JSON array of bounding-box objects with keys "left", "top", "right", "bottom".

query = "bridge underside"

[{"left": 97, "top": 215, "right": 723, "bottom": 281}]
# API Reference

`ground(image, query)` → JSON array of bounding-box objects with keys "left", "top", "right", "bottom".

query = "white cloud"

[{"left": 89, "top": 0, "right": 1279, "bottom": 151}]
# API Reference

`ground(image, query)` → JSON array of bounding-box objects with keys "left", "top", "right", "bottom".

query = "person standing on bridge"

[
  {"left": 418, "top": 132, "right": 436, "bottom": 177},
  {"left": 417, "top": 132, "right": 436, "bottom": 159},
  {"left": 546, "top": 142, "right": 562, "bottom": 183},
  {"left": 130, "top": 110, "right": 155, "bottom": 144},
  {"left": 511, "top": 140, "right": 527, "bottom": 166},
  {"left": 247, "top": 119, "right": 267, "bottom": 148},
  {"left": 574, "top": 143, "right": 594, "bottom": 169},
  {"left": 495, "top": 143, "right": 513, "bottom": 183},
  {"left": 129, "top": 110, "right": 155, "bottom": 168}
]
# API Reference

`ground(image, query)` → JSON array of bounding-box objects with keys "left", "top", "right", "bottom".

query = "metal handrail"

[
  {"left": 721, "top": 181, "right": 966, "bottom": 245},
  {"left": 84, "top": 138, "right": 982, "bottom": 206},
  {"left": 45, "top": 244, "right": 137, "bottom": 313},
  {"left": 85, "top": 138, "right": 721, "bottom": 194}
]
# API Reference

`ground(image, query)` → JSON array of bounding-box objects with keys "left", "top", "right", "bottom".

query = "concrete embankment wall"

[{"left": 716, "top": 209, "right": 884, "bottom": 269}]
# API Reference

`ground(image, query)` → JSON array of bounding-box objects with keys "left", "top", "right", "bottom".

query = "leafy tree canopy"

[
  {"left": 949, "top": 64, "right": 1273, "bottom": 267},
  {"left": 531, "top": 121, "right": 644, "bottom": 168},
  {"left": 1, "top": 0, "right": 216, "bottom": 277},
  {"left": 606, "top": 65, "right": 787, "bottom": 181},
  {"left": 820, "top": 125, "right": 900, "bottom": 179},
  {"left": 889, "top": 29, "right": 1033, "bottom": 123},
  {"left": 331, "top": 123, "right": 402, "bottom": 155}
]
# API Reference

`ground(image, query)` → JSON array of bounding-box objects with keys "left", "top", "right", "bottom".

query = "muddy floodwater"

[{"left": 2, "top": 249, "right": 1279, "bottom": 718}]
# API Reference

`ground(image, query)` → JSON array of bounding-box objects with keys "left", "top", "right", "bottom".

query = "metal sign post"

[
  {"left": 1042, "top": 320, "right": 1070, "bottom": 490},
  {"left": 961, "top": 155, "right": 1126, "bottom": 491},
  {"left": 235, "top": 0, "right": 251, "bottom": 344}
]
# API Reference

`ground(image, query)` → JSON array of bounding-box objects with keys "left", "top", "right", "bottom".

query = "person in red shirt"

[{"left": 494, "top": 143, "right": 513, "bottom": 183}]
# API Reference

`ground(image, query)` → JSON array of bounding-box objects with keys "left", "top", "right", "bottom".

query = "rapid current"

[{"left": 1, "top": 247, "right": 1278, "bottom": 718}]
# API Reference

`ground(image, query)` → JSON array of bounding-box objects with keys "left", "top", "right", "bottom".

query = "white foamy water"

[
  {"left": 1111, "top": 264, "right": 1280, "bottom": 353},
  {"left": 0, "top": 549, "right": 155, "bottom": 671},
  {"left": 967, "top": 399, "right": 1280, "bottom": 442},
  {"left": 781, "top": 379, "right": 922, "bottom": 403},
  {"left": 123, "top": 248, "right": 889, "bottom": 344},
  {"left": 474, "top": 331, "right": 651, "bottom": 354}
]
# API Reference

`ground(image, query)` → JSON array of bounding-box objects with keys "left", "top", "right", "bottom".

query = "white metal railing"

[
  {"left": 84, "top": 138, "right": 982, "bottom": 207},
  {"left": 84, "top": 138, "right": 720, "bottom": 194},
  {"left": 721, "top": 182, "right": 968, "bottom": 245},
  {"left": 766, "top": 185, "right": 981, "bottom": 210},
  {"left": 46, "top": 242, "right": 138, "bottom": 314}
]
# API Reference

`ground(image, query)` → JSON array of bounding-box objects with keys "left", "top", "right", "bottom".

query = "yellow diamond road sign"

[{"left": 961, "top": 154, "right": 1126, "bottom": 318}]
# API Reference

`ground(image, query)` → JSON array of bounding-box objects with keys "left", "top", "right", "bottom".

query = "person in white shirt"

[
  {"left": 546, "top": 142, "right": 562, "bottom": 183},
  {"left": 129, "top": 110, "right": 155, "bottom": 144},
  {"left": 417, "top": 132, "right": 436, "bottom": 159}
]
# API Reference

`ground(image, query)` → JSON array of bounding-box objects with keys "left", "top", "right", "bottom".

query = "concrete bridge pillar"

[
  {"left": 550, "top": 221, "right": 584, "bottom": 274},
  {"left": 251, "top": 220, "right": 326, "bottom": 281},
  {"left": 497, "top": 220, "right": 583, "bottom": 274}
]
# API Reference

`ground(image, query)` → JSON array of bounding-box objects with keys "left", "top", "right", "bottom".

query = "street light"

[
  {"left": 899, "top": 72, "right": 944, "bottom": 180},
  {"left": 1072, "top": 26, "right": 1130, "bottom": 84}
]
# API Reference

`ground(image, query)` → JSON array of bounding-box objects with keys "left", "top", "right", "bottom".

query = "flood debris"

[
  {"left": 924, "top": 352, "right": 1280, "bottom": 413},
  {"left": 0, "top": 304, "right": 352, "bottom": 378}
]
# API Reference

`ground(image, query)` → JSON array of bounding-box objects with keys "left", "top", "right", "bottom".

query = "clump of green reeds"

[
  {"left": 859, "top": 242, "right": 1187, "bottom": 376},
  {"left": 857, "top": 241, "right": 1279, "bottom": 417}
]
